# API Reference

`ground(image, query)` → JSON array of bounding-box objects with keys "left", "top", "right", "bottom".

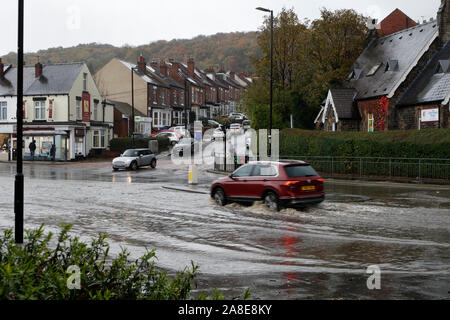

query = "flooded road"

[{"left": 0, "top": 160, "right": 449, "bottom": 299}]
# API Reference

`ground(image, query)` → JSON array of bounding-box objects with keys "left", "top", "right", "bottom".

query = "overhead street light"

[{"left": 256, "top": 6, "right": 273, "bottom": 155}]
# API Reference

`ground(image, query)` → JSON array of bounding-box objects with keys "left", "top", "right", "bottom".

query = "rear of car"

[{"left": 277, "top": 163, "right": 325, "bottom": 206}]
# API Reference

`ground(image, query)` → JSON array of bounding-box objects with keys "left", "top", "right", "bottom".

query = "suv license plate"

[{"left": 301, "top": 186, "right": 315, "bottom": 191}]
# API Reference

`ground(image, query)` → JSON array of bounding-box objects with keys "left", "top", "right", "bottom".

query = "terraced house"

[
  {"left": 0, "top": 60, "right": 113, "bottom": 161},
  {"left": 96, "top": 56, "right": 247, "bottom": 133}
]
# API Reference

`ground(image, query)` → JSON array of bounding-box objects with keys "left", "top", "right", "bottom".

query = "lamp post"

[
  {"left": 14, "top": 0, "right": 24, "bottom": 244},
  {"left": 131, "top": 67, "right": 135, "bottom": 147},
  {"left": 256, "top": 7, "right": 273, "bottom": 155}
]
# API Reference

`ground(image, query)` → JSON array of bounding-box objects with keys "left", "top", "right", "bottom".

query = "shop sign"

[{"left": 82, "top": 92, "right": 90, "bottom": 122}]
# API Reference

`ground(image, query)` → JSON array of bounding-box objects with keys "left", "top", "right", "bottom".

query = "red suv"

[{"left": 210, "top": 161, "right": 325, "bottom": 211}]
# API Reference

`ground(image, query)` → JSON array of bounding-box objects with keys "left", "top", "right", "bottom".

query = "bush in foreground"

[{"left": 0, "top": 225, "right": 245, "bottom": 300}]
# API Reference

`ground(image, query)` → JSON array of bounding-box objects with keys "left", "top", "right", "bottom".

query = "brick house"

[
  {"left": 396, "top": 40, "right": 450, "bottom": 129},
  {"left": 379, "top": 8, "right": 417, "bottom": 36}
]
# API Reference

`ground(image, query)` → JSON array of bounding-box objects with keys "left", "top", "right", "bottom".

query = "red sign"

[
  {"left": 49, "top": 99, "right": 53, "bottom": 119},
  {"left": 82, "top": 92, "right": 90, "bottom": 122}
]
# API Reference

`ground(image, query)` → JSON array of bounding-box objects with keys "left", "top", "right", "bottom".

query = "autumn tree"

[{"left": 245, "top": 7, "right": 367, "bottom": 130}]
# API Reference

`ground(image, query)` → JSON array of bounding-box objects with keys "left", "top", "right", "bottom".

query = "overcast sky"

[{"left": 0, "top": 0, "right": 441, "bottom": 57}]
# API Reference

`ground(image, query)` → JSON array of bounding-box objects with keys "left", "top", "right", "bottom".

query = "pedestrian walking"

[
  {"left": 29, "top": 140, "right": 36, "bottom": 161},
  {"left": 50, "top": 144, "right": 56, "bottom": 161}
]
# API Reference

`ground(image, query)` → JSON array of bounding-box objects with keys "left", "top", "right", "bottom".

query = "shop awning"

[{"left": 23, "top": 130, "right": 68, "bottom": 136}]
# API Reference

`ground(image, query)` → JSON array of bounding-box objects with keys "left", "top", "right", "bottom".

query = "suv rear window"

[{"left": 284, "top": 165, "right": 318, "bottom": 177}]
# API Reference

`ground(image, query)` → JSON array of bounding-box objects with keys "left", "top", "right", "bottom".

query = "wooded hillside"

[{"left": 1, "top": 32, "right": 261, "bottom": 74}]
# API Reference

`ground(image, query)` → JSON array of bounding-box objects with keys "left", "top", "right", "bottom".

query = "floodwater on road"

[{"left": 0, "top": 161, "right": 449, "bottom": 299}]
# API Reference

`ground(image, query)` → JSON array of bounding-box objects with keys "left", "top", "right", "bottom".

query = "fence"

[
  {"left": 281, "top": 156, "right": 450, "bottom": 182},
  {"left": 214, "top": 154, "right": 450, "bottom": 181}
]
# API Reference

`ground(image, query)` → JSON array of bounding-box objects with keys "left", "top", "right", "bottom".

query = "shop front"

[{"left": 21, "top": 129, "right": 69, "bottom": 161}]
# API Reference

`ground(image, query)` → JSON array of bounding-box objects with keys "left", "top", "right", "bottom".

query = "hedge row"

[
  {"left": 280, "top": 128, "right": 450, "bottom": 159},
  {"left": 109, "top": 136, "right": 170, "bottom": 153}
]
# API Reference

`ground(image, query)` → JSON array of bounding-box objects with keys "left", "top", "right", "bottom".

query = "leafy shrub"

[
  {"left": 0, "top": 225, "right": 242, "bottom": 300},
  {"left": 109, "top": 136, "right": 170, "bottom": 153}
]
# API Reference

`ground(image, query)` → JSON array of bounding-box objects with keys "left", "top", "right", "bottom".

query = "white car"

[
  {"left": 156, "top": 131, "right": 180, "bottom": 146},
  {"left": 229, "top": 123, "right": 243, "bottom": 135},
  {"left": 170, "top": 126, "right": 189, "bottom": 138},
  {"left": 112, "top": 149, "right": 157, "bottom": 171}
]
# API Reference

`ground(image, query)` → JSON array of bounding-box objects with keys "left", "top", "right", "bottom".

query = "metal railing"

[
  {"left": 213, "top": 154, "right": 450, "bottom": 181},
  {"left": 280, "top": 156, "right": 450, "bottom": 182}
]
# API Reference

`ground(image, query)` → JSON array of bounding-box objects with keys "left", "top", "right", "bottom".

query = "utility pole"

[
  {"left": 14, "top": 0, "right": 24, "bottom": 244},
  {"left": 131, "top": 67, "right": 135, "bottom": 147},
  {"left": 256, "top": 7, "right": 273, "bottom": 156}
]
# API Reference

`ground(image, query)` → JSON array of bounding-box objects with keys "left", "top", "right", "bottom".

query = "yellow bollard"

[{"left": 188, "top": 165, "right": 198, "bottom": 184}]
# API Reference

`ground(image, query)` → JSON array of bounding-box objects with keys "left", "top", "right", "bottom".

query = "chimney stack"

[
  {"left": 187, "top": 57, "right": 195, "bottom": 77},
  {"left": 438, "top": 0, "right": 450, "bottom": 43},
  {"left": 0, "top": 58, "right": 4, "bottom": 78},
  {"left": 160, "top": 60, "right": 168, "bottom": 76},
  {"left": 150, "top": 60, "right": 159, "bottom": 72},
  {"left": 137, "top": 54, "right": 146, "bottom": 73},
  {"left": 35, "top": 57, "right": 43, "bottom": 78}
]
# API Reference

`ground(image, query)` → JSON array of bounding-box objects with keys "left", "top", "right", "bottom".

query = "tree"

[{"left": 244, "top": 7, "right": 367, "bottom": 130}]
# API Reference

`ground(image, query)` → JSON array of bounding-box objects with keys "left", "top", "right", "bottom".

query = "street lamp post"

[
  {"left": 256, "top": 7, "right": 273, "bottom": 155},
  {"left": 14, "top": 0, "right": 24, "bottom": 244},
  {"left": 131, "top": 67, "right": 135, "bottom": 147}
]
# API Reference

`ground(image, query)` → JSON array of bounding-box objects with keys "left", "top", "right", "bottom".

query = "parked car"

[
  {"left": 172, "top": 138, "right": 199, "bottom": 157},
  {"left": 112, "top": 148, "right": 157, "bottom": 171},
  {"left": 207, "top": 119, "right": 221, "bottom": 128},
  {"left": 229, "top": 112, "right": 245, "bottom": 121},
  {"left": 155, "top": 131, "right": 180, "bottom": 146},
  {"left": 229, "top": 123, "right": 243, "bottom": 135},
  {"left": 210, "top": 161, "right": 325, "bottom": 211},
  {"left": 169, "top": 126, "right": 189, "bottom": 138},
  {"left": 242, "top": 120, "right": 251, "bottom": 130}
]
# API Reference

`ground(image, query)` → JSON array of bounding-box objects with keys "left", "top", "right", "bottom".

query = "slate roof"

[
  {"left": 397, "top": 40, "right": 450, "bottom": 106},
  {"left": 0, "top": 63, "right": 83, "bottom": 96},
  {"left": 119, "top": 60, "right": 168, "bottom": 88},
  {"left": 348, "top": 21, "right": 438, "bottom": 100},
  {"left": 108, "top": 99, "right": 145, "bottom": 117},
  {"left": 330, "top": 88, "right": 358, "bottom": 119},
  {"left": 25, "top": 63, "right": 84, "bottom": 95}
]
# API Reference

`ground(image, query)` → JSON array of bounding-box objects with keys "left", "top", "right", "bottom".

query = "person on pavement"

[{"left": 29, "top": 140, "right": 36, "bottom": 161}]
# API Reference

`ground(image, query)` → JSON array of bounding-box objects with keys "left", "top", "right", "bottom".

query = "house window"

[
  {"left": 366, "top": 63, "right": 382, "bottom": 76},
  {"left": 34, "top": 101, "right": 46, "bottom": 120},
  {"left": 93, "top": 101, "right": 98, "bottom": 121},
  {"left": 153, "top": 87, "right": 157, "bottom": 104},
  {"left": 83, "top": 73, "right": 87, "bottom": 91},
  {"left": 173, "top": 91, "right": 177, "bottom": 105},
  {"left": 368, "top": 113, "right": 374, "bottom": 132},
  {"left": 93, "top": 129, "right": 106, "bottom": 148},
  {"left": 0, "top": 101, "right": 7, "bottom": 120},
  {"left": 161, "top": 91, "right": 165, "bottom": 105},
  {"left": 181, "top": 92, "right": 184, "bottom": 106},
  {"left": 153, "top": 111, "right": 160, "bottom": 127},
  {"left": 76, "top": 99, "right": 82, "bottom": 120},
  {"left": 191, "top": 87, "right": 195, "bottom": 103}
]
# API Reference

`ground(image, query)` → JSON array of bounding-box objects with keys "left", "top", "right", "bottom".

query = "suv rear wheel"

[
  {"left": 150, "top": 158, "right": 157, "bottom": 168},
  {"left": 264, "top": 191, "right": 280, "bottom": 212}
]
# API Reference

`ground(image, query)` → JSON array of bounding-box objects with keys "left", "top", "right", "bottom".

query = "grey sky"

[{"left": 1, "top": 0, "right": 441, "bottom": 57}]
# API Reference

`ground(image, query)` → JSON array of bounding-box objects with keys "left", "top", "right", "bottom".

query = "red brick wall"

[
  {"left": 357, "top": 97, "right": 391, "bottom": 132},
  {"left": 380, "top": 9, "right": 417, "bottom": 36}
]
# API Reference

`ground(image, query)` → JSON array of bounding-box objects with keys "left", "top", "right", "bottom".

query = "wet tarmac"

[{"left": 0, "top": 159, "right": 449, "bottom": 299}]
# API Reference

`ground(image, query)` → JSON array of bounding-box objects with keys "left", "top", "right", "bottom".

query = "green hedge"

[
  {"left": 110, "top": 136, "right": 170, "bottom": 153},
  {"left": 280, "top": 128, "right": 450, "bottom": 159}
]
